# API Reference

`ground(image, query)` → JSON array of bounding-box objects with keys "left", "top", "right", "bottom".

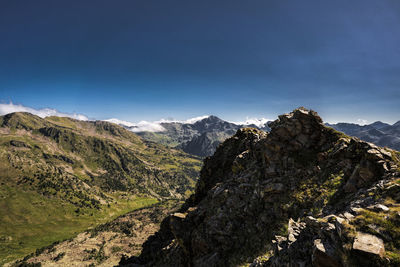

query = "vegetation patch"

[{"left": 351, "top": 204, "right": 400, "bottom": 265}]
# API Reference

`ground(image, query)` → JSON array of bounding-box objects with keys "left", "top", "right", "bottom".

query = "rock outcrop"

[{"left": 121, "top": 108, "right": 400, "bottom": 267}]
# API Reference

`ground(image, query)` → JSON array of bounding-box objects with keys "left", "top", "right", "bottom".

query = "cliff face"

[{"left": 123, "top": 108, "right": 400, "bottom": 267}]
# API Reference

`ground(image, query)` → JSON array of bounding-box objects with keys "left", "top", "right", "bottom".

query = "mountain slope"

[
  {"left": 132, "top": 116, "right": 271, "bottom": 157},
  {"left": 9, "top": 200, "right": 182, "bottom": 267},
  {"left": 178, "top": 131, "right": 232, "bottom": 158},
  {"left": 0, "top": 112, "right": 202, "bottom": 264},
  {"left": 327, "top": 121, "right": 400, "bottom": 151},
  {"left": 124, "top": 108, "right": 400, "bottom": 266}
]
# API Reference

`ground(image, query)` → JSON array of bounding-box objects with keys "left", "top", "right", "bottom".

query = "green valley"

[{"left": 0, "top": 112, "right": 202, "bottom": 265}]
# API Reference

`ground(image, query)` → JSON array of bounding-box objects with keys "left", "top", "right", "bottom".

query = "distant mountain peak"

[
  {"left": 370, "top": 121, "right": 390, "bottom": 129},
  {"left": 196, "top": 115, "right": 223, "bottom": 124}
]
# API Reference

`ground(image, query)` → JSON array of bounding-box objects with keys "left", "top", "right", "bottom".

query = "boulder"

[{"left": 352, "top": 232, "right": 385, "bottom": 258}]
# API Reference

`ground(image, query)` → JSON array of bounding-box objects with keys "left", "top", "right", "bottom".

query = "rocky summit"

[{"left": 121, "top": 107, "right": 400, "bottom": 267}]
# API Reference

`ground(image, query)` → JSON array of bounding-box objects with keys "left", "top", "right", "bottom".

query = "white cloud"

[
  {"left": 130, "top": 121, "right": 166, "bottom": 132},
  {"left": 356, "top": 119, "right": 368, "bottom": 125},
  {"left": 104, "top": 118, "right": 136, "bottom": 127},
  {"left": 184, "top": 115, "right": 210, "bottom": 124},
  {"left": 0, "top": 102, "right": 88, "bottom": 120},
  {"left": 156, "top": 115, "right": 210, "bottom": 124},
  {"left": 104, "top": 118, "right": 166, "bottom": 132},
  {"left": 230, "top": 117, "right": 272, "bottom": 128},
  {"left": 105, "top": 115, "right": 212, "bottom": 133}
]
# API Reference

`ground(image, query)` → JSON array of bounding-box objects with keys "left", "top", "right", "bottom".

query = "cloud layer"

[
  {"left": 0, "top": 102, "right": 273, "bottom": 133},
  {"left": 104, "top": 118, "right": 166, "bottom": 132},
  {"left": 105, "top": 115, "right": 211, "bottom": 133},
  {"left": 0, "top": 102, "right": 88, "bottom": 120},
  {"left": 230, "top": 117, "right": 272, "bottom": 128},
  {"left": 156, "top": 115, "right": 210, "bottom": 124}
]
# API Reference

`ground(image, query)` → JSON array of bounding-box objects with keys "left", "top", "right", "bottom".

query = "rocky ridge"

[{"left": 122, "top": 108, "right": 400, "bottom": 266}]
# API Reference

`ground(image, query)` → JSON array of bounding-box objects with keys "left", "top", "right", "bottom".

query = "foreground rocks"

[
  {"left": 353, "top": 232, "right": 385, "bottom": 258},
  {"left": 121, "top": 108, "right": 400, "bottom": 267}
]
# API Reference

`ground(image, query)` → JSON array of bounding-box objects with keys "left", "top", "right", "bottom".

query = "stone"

[
  {"left": 305, "top": 216, "right": 319, "bottom": 227},
  {"left": 312, "top": 239, "right": 341, "bottom": 267},
  {"left": 367, "top": 204, "right": 390, "bottom": 212},
  {"left": 349, "top": 207, "right": 363, "bottom": 215},
  {"left": 342, "top": 212, "right": 355, "bottom": 220},
  {"left": 334, "top": 217, "right": 346, "bottom": 238},
  {"left": 352, "top": 232, "right": 385, "bottom": 258},
  {"left": 263, "top": 183, "right": 284, "bottom": 193},
  {"left": 172, "top": 212, "right": 187, "bottom": 219},
  {"left": 358, "top": 166, "right": 375, "bottom": 182},
  {"left": 379, "top": 148, "right": 392, "bottom": 158},
  {"left": 367, "top": 149, "right": 384, "bottom": 160}
]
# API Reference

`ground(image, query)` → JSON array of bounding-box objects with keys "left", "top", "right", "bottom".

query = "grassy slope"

[
  {"left": 0, "top": 113, "right": 202, "bottom": 265},
  {"left": 15, "top": 200, "right": 182, "bottom": 266},
  {"left": 0, "top": 185, "right": 157, "bottom": 265}
]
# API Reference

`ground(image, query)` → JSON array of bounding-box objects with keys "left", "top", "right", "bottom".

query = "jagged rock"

[
  {"left": 288, "top": 218, "right": 306, "bottom": 243},
  {"left": 341, "top": 212, "right": 355, "bottom": 220},
  {"left": 312, "top": 239, "right": 341, "bottom": 267},
  {"left": 367, "top": 204, "right": 390, "bottom": 212},
  {"left": 121, "top": 108, "right": 399, "bottom": 267},
  {"left": 352, "top": 232, "right": 385, "bottom": 258}
]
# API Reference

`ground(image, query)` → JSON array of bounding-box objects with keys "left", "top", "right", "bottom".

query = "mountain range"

[
  {"left": 111, "top": 115, "right": 271, "bottom": 157},
  {"left": 326, "top": 121, "right": 400, "bottom": 151},
  {"left": 2, "top": 109, "right": 400, "bottom": 266},
  {"left": 110, "top": 115, "right": 399, "bottom": 157}
]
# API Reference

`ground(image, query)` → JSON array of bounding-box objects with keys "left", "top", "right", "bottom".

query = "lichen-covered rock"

[{"left": 121, "top": 108, "right": 400, "bottom": 267}]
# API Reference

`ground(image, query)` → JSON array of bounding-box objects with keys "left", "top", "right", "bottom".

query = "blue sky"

[{"left": 0, "top": 0, "right": 399, "bottom": 124}]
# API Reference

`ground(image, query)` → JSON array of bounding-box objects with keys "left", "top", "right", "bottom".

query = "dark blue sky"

[{"left": 0, "top": 0, "right": 399, "bottom": 123}]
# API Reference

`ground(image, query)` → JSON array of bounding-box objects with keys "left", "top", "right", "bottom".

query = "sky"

[{"left": 0, "top": 0, "right": 399, "bottom": 124}]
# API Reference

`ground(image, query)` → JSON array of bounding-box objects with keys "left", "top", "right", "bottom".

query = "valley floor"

[
  {"left": 0, "top": 194, "right": 163, "bottom": 266},
  {"left": 6, "top": 200, "right": 180, "bottom": 266}
]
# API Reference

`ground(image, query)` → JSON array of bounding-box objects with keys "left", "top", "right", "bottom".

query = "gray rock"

[
  {"left": 312, "top": 239, "right": 341, "bottom": 267},
  {"left": 367, "top": 204, "right": 390, "bottom": 212},
  {"left": 352, "top": 232, "right": 385, "bottom": 258}
]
